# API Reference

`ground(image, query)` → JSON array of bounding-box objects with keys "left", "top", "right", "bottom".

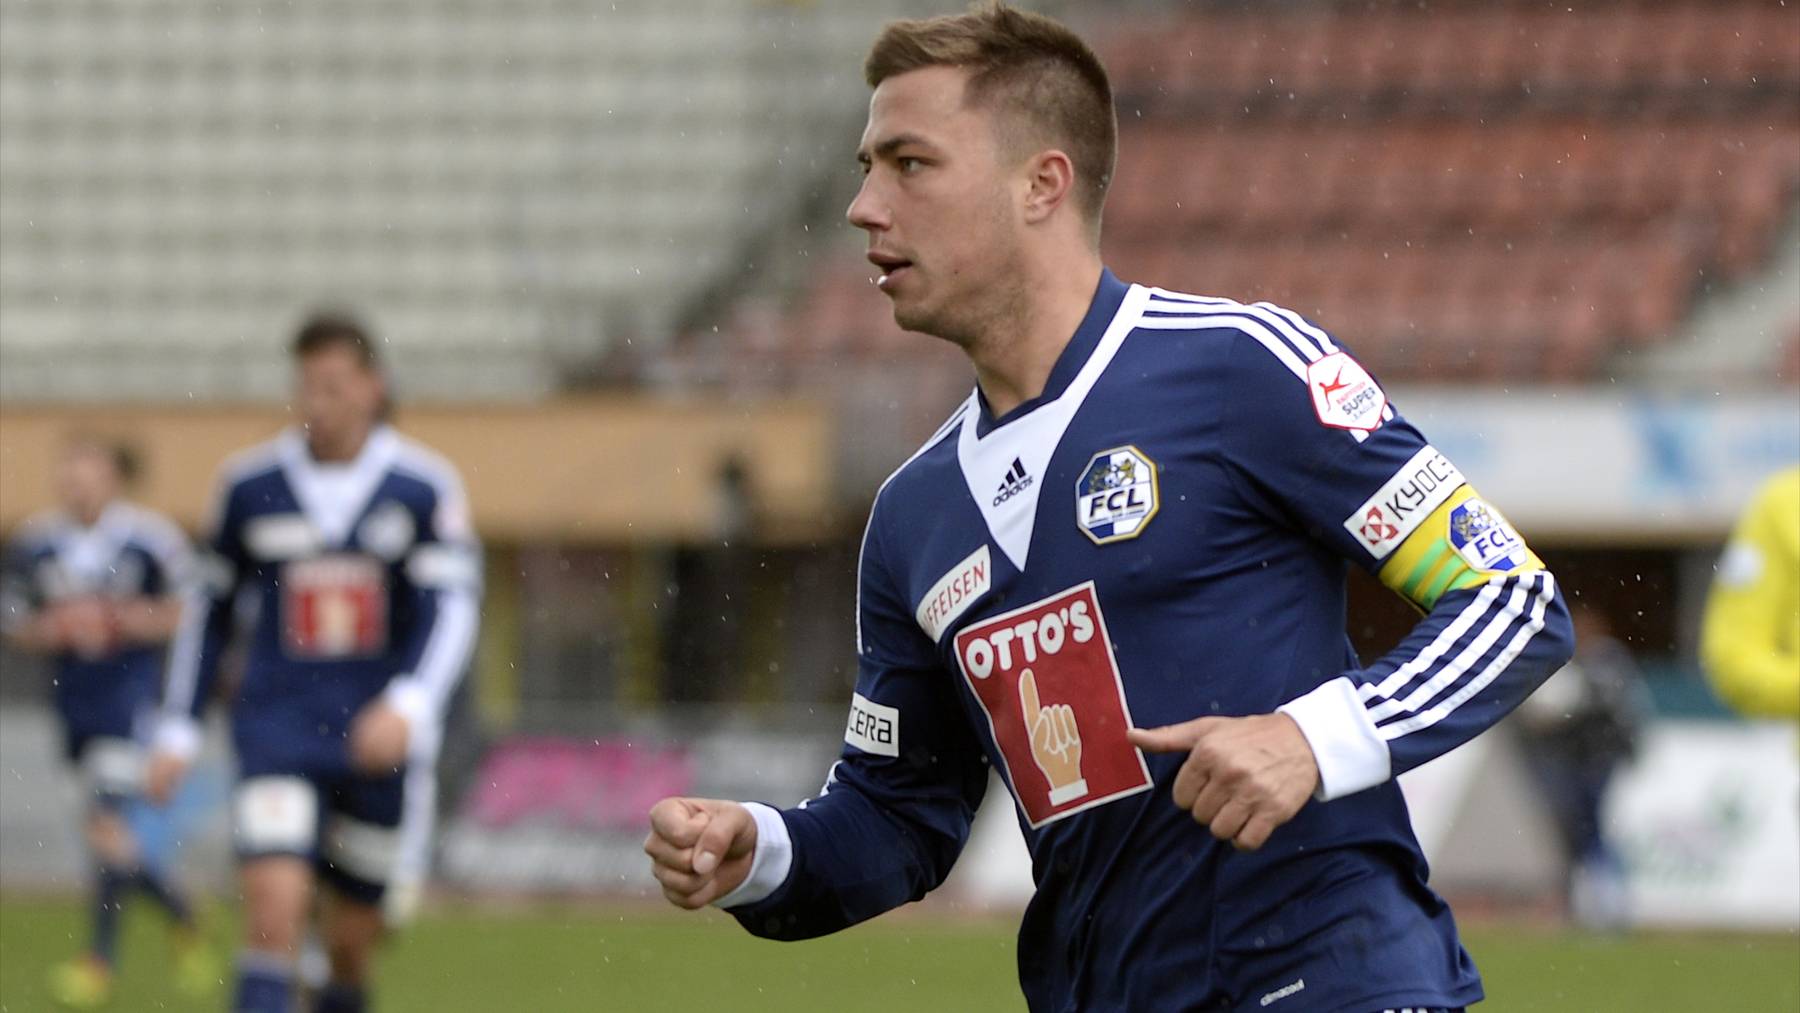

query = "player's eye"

[{"left": 897, "top": 156, "right": 924, "bottom": 174}]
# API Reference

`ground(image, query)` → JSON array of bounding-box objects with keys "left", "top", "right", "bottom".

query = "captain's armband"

[{"left": 1377, "top": 485, "right": 1544, "bottom": 611}]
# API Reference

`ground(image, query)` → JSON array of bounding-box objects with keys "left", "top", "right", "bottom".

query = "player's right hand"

[
  {"left": 144, "top": 751, "right": 189, "bottom": 806},
  {"left": 643, "top": 797, "right": 758, "bottom": 910}
]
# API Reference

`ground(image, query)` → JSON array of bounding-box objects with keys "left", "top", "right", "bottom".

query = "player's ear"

[{"left": 1020, "top": 148, "right": 1076, "bottom": 226}]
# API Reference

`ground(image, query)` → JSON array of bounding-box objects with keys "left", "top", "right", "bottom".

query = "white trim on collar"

[
  {"left": 956, "top": 284, "right": 1150, "bottom": 571},
  {"left": 277, "top": 425, "right": 400, "bottom": 547}
]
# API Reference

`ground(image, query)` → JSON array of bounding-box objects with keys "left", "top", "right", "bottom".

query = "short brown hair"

[
  {"left": 865, "top": 2, "right": 1116, "bottom": 231},
  {"left": 292, "top": 312, "right": 381, "bottom": 370}
]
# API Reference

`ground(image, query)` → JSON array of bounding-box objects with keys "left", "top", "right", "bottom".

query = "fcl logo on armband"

[
  {"left": 953, "top": 583, "right": 1151, "bottom": 828},
  {"left": 1448, "top": 498, "right": 1531, "bottom": 573},
  {"left": 281, "top": 555, "right": 389, "bottom": 659}
]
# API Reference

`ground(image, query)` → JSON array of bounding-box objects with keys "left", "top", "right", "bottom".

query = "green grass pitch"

[{"left": 1, "top": 896, "right": 1795, "bottom": 1011}]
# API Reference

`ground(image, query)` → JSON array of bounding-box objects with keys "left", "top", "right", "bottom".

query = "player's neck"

[
  {"left": 306, "top": 424, "right": 376, "bottom": 464},
  {"left": 69, "top": 499, "right": 111, "bottom": 528},
  {"left": 967, "top": 254, "right": 1103, "bottom": 419}
]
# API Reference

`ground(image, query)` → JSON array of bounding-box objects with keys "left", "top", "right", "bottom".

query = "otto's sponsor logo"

[
  {"left": 915, "top": 544, "right": 992, "bottom": 642},
  {"left": 844, "top": 692, "right": 899, "bottom": 757},
  {"left": 280, "top": 554, "right": 389, "bottom": 659},
  {"left": 1344, "top": 446, "right": 1465, "bottom": 558},
  {"left": 1449, "top": 497, "right": 1530, "bottom": 572},
  {"left": 954, "top": 583, "right": 1151, "bottom": 828},
  {"left": 993, "top": 456, "right": 1034, "bottom": 507},
  {"left": 1077, "top": 445, "right": 1160, "bottom": 545},
  {"left": 959, "top": 596, "right": 1096, "bottom": 679},
  {"left": 1307, "top": 352, "right": 1387, "bottom": 432}
]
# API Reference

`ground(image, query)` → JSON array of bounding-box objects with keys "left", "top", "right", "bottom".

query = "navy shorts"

[{"left": 232, "top": 768, "right": 407, "bottom": 904}]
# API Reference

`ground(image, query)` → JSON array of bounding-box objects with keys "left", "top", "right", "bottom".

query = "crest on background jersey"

[
  {"left": 1448, "top": 497, "right": 1530, "bottom": 572},
  {"left": 1307, "top": 352, "right": 1387, "bottom": 432},
  {"left": 1076, "top": 446, "right": 1159, "bottom": 545},
  {"left": 357, "top": 500, "right": 416, "bottom": 561}
]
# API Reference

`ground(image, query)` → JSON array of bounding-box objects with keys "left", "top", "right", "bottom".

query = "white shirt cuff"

[
  {"left": 713, "top": 802, "right": 793, "bottom": 910},
  {"left": 1278, "top": 676, "right": 1392, "bottom": 802},
  {"left": 382, "top": 677, "right": 441, "bottom": 761},
  {"left": 153, "top": 713, "right": 203, "bottom": 761}
]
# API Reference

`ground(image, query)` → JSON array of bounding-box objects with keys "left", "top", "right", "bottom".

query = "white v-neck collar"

[
  {"left": 957, "top": 284, "right": 1149, "bottom": 570},
  {"left": 278, "top": 425, "right": 399, "bottom": 547},
  {"left": 56, "top": 502, "right": 134, "bottom": 583}
]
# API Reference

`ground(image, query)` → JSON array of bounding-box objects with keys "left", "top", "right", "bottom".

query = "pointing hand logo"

[{"left": 1019, "top": 668, "right": 1088, "bottom": 806}]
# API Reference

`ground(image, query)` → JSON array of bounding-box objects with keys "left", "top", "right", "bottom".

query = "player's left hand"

[
  {"left": 1128, "top": 713, "right": 1320, "bottom": 852},
  {"left": 348, "top": 701, "right": 410, "bottom": 775}
]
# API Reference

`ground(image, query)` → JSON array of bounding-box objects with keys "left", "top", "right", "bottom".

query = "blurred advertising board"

[
  {"left": 1397, "top": 388, "right": 1798, "bottom": 540},
  {"left": 440, "top": 728, "right": 840, "bottom": 896},
  {"left": 1606, "top": 721, "right": 1800, "bottom": 929}
]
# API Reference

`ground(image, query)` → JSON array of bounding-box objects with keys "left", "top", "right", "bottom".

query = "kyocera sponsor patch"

[
  {"left": 1344, "top": 446, "right": 1465, "bottom": 558},
  {"left": 844, "top": 692, "right": 899, "bottom": 757},
  {"left": 1307, "top": 352, "right": 1387, "bottom": 432},
  {"left": 916, "top": 544, "right": 992, "bottom": 642}
]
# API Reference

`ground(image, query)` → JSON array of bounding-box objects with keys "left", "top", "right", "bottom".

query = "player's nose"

[{"left": 845, "top": 177, "right": 889, "bottom": 232}]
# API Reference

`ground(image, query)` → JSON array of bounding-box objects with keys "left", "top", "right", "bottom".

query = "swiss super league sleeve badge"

[{"left": 1077, "top": 445, "right": 1159, "bottom": 545}]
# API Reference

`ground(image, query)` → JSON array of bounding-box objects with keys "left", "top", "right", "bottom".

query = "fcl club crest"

[
  {"left": 1076, "top": 445, "right": 1159, "bottom": 545},
  {"left": 1448, "top": 497, "right": 1529, "bottom": 572}
]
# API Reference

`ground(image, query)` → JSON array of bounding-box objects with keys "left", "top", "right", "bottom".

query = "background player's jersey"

[
  {"left": 728, "top": 271, "right": 1574, "bottom": 1012},
  {"left": 1701, "top": 465, "right": 1800, "bottom": 718},
  {"left": 0, "top": 502, "right": 191, "bottom": 748},
  {"left": 158, "top": 425, "right": 480, "bottom": 776}
]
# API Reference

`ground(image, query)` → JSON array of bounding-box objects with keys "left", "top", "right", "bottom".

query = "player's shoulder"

[
  {"left": 216, "top": 435, "right": 286, "bottom": 492},
  {"left": 387, "top": 430, "right": 466, "bottom": 502},
  {"left": 1124, "top": 281, "right": 1400, "bottom": 440},
  {"left": 870, "top": 394, "right": 973, "bottom": 525},
  {"left": 112, "top": 502, "right": 190, "bottom": 558},
  {"left": 1131, "top": 285, "right": 1344, "bottom": 377},
  {"left": 8, "top": 510, "right": 70, "bottom": 555}
]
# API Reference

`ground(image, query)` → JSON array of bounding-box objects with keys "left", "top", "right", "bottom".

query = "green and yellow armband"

[{"left": 1378, "top": 485, "right": 1545, "bottom": 612}]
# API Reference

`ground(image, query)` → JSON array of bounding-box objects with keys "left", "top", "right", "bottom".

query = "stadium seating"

[
  {"left": 747, "top": 0, "right": 1799, "bottom": 385},
  {"left": 0, "top": 0, "right": 902, "bottom": 401}
]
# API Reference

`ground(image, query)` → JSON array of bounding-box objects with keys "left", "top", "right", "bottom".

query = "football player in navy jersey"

[
  {"left": 147, "top": 315, "right": 480, "bottom": 1013},
  {"left": 647, "top": 5, "right": 1573, "bottom": 1012},
  {"left": 1, "top": 436, "right": 215, "bottom": 1007}
]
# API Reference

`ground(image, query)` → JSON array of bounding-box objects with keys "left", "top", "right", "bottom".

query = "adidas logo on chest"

[{"left": 993, "top": 457, "right": 1034, "bottom": 507}]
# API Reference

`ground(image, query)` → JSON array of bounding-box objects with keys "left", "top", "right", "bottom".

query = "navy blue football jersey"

[
  {"left": 723, "top": 271, "right": 1573, "bottom": 1012},
  {"left": 1, "top": 502, "right": 191, "bottom": 751},
  {"left": 156, "top": 426, "right": 480, "bottom": 777}
]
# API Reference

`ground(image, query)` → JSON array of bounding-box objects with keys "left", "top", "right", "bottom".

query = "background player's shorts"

[
  {"left": 232, "top": 770, "right": 406, "bottom": 904},
  {"left": 67, "top": 734, "right": 146, "bottom": 808}
]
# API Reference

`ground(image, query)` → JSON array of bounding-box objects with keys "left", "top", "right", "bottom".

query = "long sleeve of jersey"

[
  {"left": 1218, "top": 324, "right": 1576, "bottom": 800},
  {"left": 156, "top": 475, "right": 251, "bottom": 757},
  {"left": 384, "top": 467, "right": 483, "bottom": 756},
  {"left": 0, "top": 535, "right": 40, "bottom": 637},
  {"left": 726, "top": 502, "right": 990, "bottom": 941},
  {"left": 1700, "top": 467, "right": 1800, "bottom": 719}
]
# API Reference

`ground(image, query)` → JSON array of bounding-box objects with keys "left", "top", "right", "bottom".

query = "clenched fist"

[
  {"left": 643, "top": 797, "right": 759, "bottom": 909},
  {"left": 1127, "top": 713, "right": 1320, "bottom": 852}
]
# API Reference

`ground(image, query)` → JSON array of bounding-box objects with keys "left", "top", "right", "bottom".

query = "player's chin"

[{"left": 889, "top": 296, "right": 939, "bottom": 336}]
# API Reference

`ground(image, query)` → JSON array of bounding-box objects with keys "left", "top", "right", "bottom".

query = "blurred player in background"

[
  {"left": 146, "top": 315, "right": 481, "bottom": 1013},
  {"left": 0, "top": 435, "right": 215, "bottom": 1008},
  {"left": 1513, "top": 607, "right": 1649, "bottom": 930},
  {"left": 1701, "top": 465, "right": 1800, "bottom": 720},
  {"left": 647, "top": 4, "right": 1573, "bottom": 1010}
]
